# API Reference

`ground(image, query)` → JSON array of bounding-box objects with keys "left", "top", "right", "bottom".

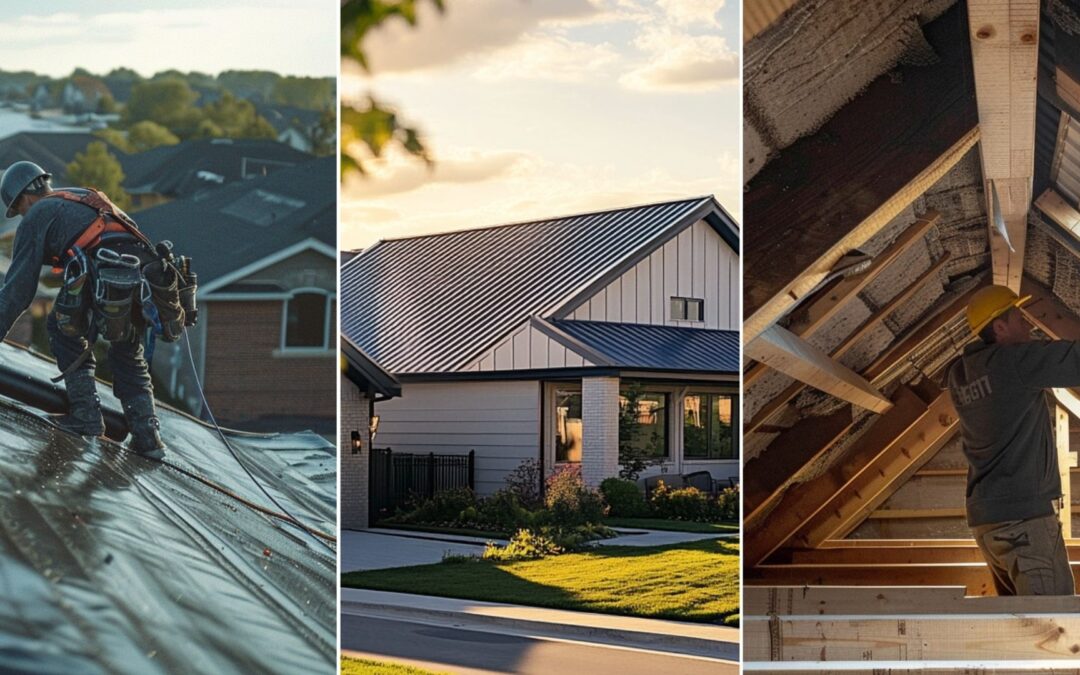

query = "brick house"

[
  {"left": 341, "top": 197, "right": 740, "bottom": 519},
  {"left": 137, "top": 155, "right": 336, "bottom": 433}
]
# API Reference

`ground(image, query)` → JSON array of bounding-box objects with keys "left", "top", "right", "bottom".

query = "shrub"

[
  {"left": 396, "top": 488, "right": 476, "bottom": 524},
  {"left": 600, "top": 477, "right": 649, "bottom": 518},
  {"left": 714, "top": 485, "right": 739, "bottom": 521},
  {"left": 483, "top": 529, "right": 563, "bottom": 561},
  {"left": 544, "top": 465, "right": 606, "bottom": 527},
  {"left": 505, "top": 458, "right": 544, "bottom": 509},
  {"left": 476, "top": 489, "right": 534, "bottom": 532},
  {"left": 649, "top": 482, "right": 711, "bottom": 521}
]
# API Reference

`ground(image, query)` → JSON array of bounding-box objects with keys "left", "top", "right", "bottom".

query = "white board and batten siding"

[
  {"left": 569, "top": 219, "right": 738, "bottom": 330},
  {"left": 463, "top": 218, "right": 738, "bottom": 373},
  {"left": 373, "top": 380, "right": 541, "bottom": 496}
]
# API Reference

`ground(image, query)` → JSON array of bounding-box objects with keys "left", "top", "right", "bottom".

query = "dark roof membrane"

[
  {"left": 0, "top": 344, "right": 335, "bottom": 674},
  {"left": 551, "top": 320, "right": 740, "bottom": 374}
]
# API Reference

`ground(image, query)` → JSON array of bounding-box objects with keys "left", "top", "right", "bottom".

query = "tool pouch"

[
  {"left": 54, "top": 248, "right": 91, "bottom": 337},
  {"left": 177, "top": 257, "right": 198, "bottom": 327},
  {"left": 142, "top": 259, "right": 185, "bottom": 342},
  {"left": 92, "top": 248, "right": 142, "bottom": 342}
]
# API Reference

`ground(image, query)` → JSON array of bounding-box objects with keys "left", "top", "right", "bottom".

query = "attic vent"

[{"left": 221, "top": 189, "right": 305, "bottom": 226}]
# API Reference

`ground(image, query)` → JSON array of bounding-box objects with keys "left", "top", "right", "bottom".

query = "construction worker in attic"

[
  {"left": 945, "top": 284, "right": 1075, "bottom": 596},
  {"left": 0, "top": 161, "right": 196, "bottom": 460}
]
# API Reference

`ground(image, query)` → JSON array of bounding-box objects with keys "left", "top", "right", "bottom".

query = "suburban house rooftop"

[{"left": 341, "top": 196, "right": 740, "bottom": 375}]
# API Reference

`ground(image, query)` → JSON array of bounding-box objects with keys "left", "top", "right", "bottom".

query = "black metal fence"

[{"left": 369, "top": 448, "right": 475, "bottom": 523}]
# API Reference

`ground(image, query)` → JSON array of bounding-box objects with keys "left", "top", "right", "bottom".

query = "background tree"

[
  {"left": 66, "top": 142, "right": 131, "bottom": 210},
  {"left": 271, "top": 76, "right": 335, "bottom": 110},
  {"left": 127, "top": 121, "right": 180, "bottom": 152},
  {"left": 304, "top": 108, "right": 337, "bottom": 157},
  {"left": 340, "top": 0, "right": 444, "bottom": 176},
  {"left": 123, "top": 78, "right": 202, "bottom": 138},
  {"left": 200, "top": 92, "right": 277, "bottom": 139}
]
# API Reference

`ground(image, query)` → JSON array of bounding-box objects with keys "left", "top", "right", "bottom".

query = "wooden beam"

[
  {"left": 744, "top": 387, "right": 929, "bottom": 567},
  {"left": 743, "top": 4, "right": 978, "bottom": 340},
  {"left": 968, "top": 0, "right": 1038, "bottom": 292},
  {"left": 1036, "top": 188, "right": 1080, "bottom": 240},
  {"left": 745, "top": 250, "right": 950, "bottom": 433},
  {"left": 792, "top": 391, "right": 958, "bottom": 548},
  {"left": 1060, "top": 405, "right": 1075, "bottom": 538},
  {"left": 745, "top": 561, "right": 1045, "bottom": 595},
  {"left": 743, "top": 405, "right": 854, "bottom": 517},
  {"left": 745, "top": 613, "right": 1080, "bottom": 662},
  {"left": 743, "top": 0, "right": 798, "bottom": 43},
  {"left": 745, "top": 585, "right": 1080, "bottom": 616},
  {"left": 788, "top": 543, "right": 1080, "bottom": 566},
  {"left": 745, "top": 325, "right": 893, "bottom": 414},
  {"left": 1021, "top": 276, "right": 1080, "bottom": 340}
]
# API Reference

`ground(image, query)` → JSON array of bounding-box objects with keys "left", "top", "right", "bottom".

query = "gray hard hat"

[{"left": 1, "top": 161, "right": 51, "bottom": 218}]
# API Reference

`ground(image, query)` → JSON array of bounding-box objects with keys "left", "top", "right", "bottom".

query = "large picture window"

[
  {"left": 619, "top": 389, "right": 669, "bottom": 459},
  {"left": 684, "top": 393, "right": 736, "bottom": 460},
  {"left": 554, "top": 389, "right": 583, "bottom": 463}
]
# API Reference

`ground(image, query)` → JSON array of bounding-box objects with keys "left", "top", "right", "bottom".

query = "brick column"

[
  {"left": 340, "top": 373, "right": 370, "bottom": 530},
  {"left": 581, "top": 376, "right": 620, "bottom": 486}
]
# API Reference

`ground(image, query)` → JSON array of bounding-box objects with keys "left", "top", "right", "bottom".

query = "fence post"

[
  {"left": 428, "top": 452, "right": 436, "bottom": 499},
  {"left": 468, "top": 449, "right": 475, "bottom": 491}
]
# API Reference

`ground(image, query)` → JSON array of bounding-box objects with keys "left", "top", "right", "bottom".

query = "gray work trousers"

[{"left": 972, "top": 511, "right": 1074, "bottom": 596}]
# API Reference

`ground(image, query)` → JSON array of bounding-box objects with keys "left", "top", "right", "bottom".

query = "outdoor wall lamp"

[{"left": 351, "top": 430, "right": 362, "bottom": 454}]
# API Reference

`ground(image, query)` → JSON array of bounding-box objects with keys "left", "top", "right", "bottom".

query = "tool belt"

[{"left": 48, "top": 190, "right": 198, "bottom": 345}]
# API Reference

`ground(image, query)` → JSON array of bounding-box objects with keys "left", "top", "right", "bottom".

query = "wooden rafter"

[
  {"left": 744, "top": 386, "right": 929, "bottom": 567},
  {"left": 743, "top": 4, "right": 978, "bottom": 341},
  {"left": 968, "top": 0, "right": 1039, "bottom": 291},
  {"left": 744, "top": 212, "right": 941, "bottom": 390},
  {"left": 1035, "top": 187, "right": 1080, "bottom": 240},
  {"left": 745, "top": 585, "right": 1080, "bottom": 616},
  {"left": 744, "top": 326, "right": 892, "bottom": 414},
  {"left": 746, "top": 249, "right": 950, "bottom": 433},
  {"left": 743, "top": 0, "right": 798, "bottom": 44}
]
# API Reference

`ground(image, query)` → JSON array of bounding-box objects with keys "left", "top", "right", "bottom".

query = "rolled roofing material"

[{"left": 0, "top": 343, "right": 336, "bottom": 674}]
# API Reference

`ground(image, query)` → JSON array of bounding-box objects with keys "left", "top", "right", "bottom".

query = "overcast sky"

[
  {"left": 342, "top": 0, "right": 740, "bottom": 250},
  {"left": 0, "top": 1, "right": 337, "bottom": 78}
]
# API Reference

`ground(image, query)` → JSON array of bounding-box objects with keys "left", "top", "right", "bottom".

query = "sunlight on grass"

[
  {"left": 343, "top": 538, "right": 739, "bottom": 624},
  {"left": 341, "top": 656, "right": 448, "bottom": 675}
]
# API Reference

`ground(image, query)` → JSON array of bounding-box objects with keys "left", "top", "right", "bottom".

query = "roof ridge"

[{"left": 371, "top": 195, "right": 714, "bottom": 245}]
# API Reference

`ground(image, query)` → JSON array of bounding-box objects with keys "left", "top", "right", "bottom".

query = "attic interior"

[{"left": 744, "top": 0, "right": 1080, "bottom": 665}]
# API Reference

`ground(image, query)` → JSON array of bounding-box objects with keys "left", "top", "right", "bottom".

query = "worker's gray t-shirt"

[
  {"left": 0, "top": 188, "right": 97, "bottom": 341},
  {"left": 945, "top": 340, "right": 1077, "bottom": 526}
]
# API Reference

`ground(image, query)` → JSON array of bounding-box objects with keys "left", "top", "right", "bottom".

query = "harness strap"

[{"left": 44, "top": 190, "right": 154, "bottom": 272}]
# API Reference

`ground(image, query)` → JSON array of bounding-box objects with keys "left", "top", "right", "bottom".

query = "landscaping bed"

[
  {"left": 341, "top": 657, "right": 446, "bottom": 675},
  {"left": 342, "top": 538, "right": 740, "bottom": 626}
]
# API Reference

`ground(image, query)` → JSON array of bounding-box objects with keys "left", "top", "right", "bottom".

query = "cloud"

[
  {"left": 470, "top": 34, "right": 619, "bottom": 82},
  {"left": 655, "top": 0, "right": 725, "bottom": 28},
  {"left": 363, "top": 0, "right": 599, "bottom": 74},
  {"left": 344, "top": 148, "right": 528, "bottom": 198},
  {"left": 621, "top": 26, "right": 738, "bottom": 91}
]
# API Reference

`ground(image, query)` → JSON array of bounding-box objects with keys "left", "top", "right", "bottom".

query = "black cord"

[{"left": 181, "top": 330, "right": 335, "bottom": 555}]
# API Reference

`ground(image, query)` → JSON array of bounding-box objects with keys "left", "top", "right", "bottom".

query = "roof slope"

[
  {"left": 119, "top": 138, "right": 312, "bottom": 199},
  {"left": 550, "top": 320, "right": 740, "bottom": 373},
  {"left": 0, "top": 343, "right": 334, "bottom": 674},
  {"left": 0, "top": 131, "right": 100, "bottom": 182},
  {"left": 342, "top": 196, "right": 737, "bottom": 374},
  {"left": 135, "top": 156, "right": 335, "bottom": 285}
]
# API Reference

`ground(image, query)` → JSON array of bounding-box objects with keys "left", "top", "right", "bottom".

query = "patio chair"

[
  {"left": 683, "top": 471, "right": 715, "bottom": 495},
  {"left": 644, "top": 473, "right": 686, "bottom": 498}
]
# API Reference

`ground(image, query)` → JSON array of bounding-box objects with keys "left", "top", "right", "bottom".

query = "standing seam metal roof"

[
  {"left": 341, "top": 197, "right": 737, "bottom": 374},
  {"left": 550, "top": 320, "right": 740, "bottom": 373}
]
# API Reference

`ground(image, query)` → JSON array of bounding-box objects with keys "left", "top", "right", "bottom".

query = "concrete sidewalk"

[
  {"left": 603, "top": 528, "right": 737, "bottom": 546},
  {"left": 341, "top": 588, "right": 739, "bottom": 661},
  {"left": 342, "top": 529, "right": 495, "bottom": 571}
]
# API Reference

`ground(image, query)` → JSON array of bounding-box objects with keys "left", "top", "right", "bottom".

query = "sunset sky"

[
  {"left": 341, "top": 0, "right": 740, "bottom": 250},
  {"left": 0, "top": 1, "right": 337, "bottom": 78}
]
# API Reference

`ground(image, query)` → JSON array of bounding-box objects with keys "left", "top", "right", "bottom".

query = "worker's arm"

[
  {"left": 0, "top": 217, "right": 50, "bottom": 342},
  {"left": 1013, "top": 340, "right": 1080, "bottom": 389}
]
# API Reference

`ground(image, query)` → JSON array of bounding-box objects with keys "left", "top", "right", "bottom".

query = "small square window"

[
  {"left": 671, "top": 298, "right": 687, "bottom": 321},
  {"left": 670, "top": 297, "right": 704, "bottom": 322}
]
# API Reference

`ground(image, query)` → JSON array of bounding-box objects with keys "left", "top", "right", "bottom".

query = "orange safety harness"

[{"left": 43, "top": 189, "right": 154, "bottom": 273}]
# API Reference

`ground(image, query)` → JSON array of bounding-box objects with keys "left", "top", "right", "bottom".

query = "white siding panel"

[
  {"left": 548, "top": 340, "right": 566, "bottom": 368},
  {"left": 621, "top": 267, "right": 636, "bottom": 322},
  {"left": 494, "top": 339, "right": 513, "bottom": 370},
  {"left": 589, "top": 289, "right": 606, "bottom": 321},
  {"left": 705, "top": 226, "right": 720, "bottom": 329},
  {"left": 375, "top": 380, "right": 541, "bottom": 496},
  {"left": 531, "top": 329, "right": 549, "bottom": 367},
  {"left": 678, "top": 227, "right": 692, "bottom": 297},
  {"left": 650, "top": 248, "right": 665, "bottom": 324},
  {"left": 637, "top": 256, "right": 652, "bottom": 324},
  {"left": 605, "top": 278, "right": 621, "bottom": 320},
  {"left": 513, "top": 326, "right": 531, "bottom": 370}
]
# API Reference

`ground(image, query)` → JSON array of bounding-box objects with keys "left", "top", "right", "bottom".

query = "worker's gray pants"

[
  {"left": 47, "top": 312, "right": 154, "bottom": 402},
  {"left": 972, "top": 511, "right": 1074, "bottom": 596}
]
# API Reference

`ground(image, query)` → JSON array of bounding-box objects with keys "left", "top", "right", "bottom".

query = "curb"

[{"left": 341, "top": 589, "right": 739, "bottom": 661}]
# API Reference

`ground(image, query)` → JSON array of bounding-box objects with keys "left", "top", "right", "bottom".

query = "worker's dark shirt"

[
  {"left": 0, "top": 188, "right": 97, "bottom": 341},
  {"left": 945, "top": 339, "right": 1080, "bottom": 526}
]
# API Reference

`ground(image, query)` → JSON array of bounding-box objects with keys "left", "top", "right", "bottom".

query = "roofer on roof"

[
  {"left": 0, "top": 160, "right": 196, "bottom": 460},
  {"left": 945, "top": 284, "right": 1075, "bottom": 596}
]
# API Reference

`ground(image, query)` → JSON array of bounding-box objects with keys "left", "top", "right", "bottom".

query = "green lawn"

[
  {"left": 341, "top": 657, "right": 447, "bottom": 675},
  {"left": 604, "top": 517, "right": 738, "bottom": 534},
  {"left": 342, "top": 538, "right": 739, "bottom": 626}
]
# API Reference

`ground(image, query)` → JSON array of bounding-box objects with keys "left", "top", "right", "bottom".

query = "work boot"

[
  {"left": 55, "top": 372, "right": 105, "bottom": 437},
  {"left": 121, "top": 394, "right": 167, "bottom": 460}
]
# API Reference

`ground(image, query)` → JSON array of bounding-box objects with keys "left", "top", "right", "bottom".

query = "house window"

[
  {"left": 684, "top": 393, "right": 736, "bottom": 460},
  {"left": 670, "top": 297, "right": 704, "bottom": 322},
  {"left": 619, "top": 389, "right": 669, "bottom": 459},
  {"left": 283, "top": 290, "right": 332, "bottom": 349},
  {"left": 554, "top": 389, "right": 583, "bottom": 463}
]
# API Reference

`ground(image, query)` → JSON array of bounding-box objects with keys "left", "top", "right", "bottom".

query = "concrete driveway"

[{"left": 341, "top": 529, "right": 495, "bottom": 571}]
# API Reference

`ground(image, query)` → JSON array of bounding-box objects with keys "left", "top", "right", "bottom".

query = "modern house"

[
  {"left": 255, "top": 103, "right": 328, "bottom": 153},
  {"left": 341, "top": 196, "right": 740, "bottom": 519},
  {"left": 137, "top": 155, "right": 337, "bottom": 434},
  {"left": 743, "top": 0, "right": 1080, "bottom": 669}
]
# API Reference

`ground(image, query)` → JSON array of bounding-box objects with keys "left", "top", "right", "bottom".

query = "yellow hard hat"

[{"left": 966, "top": 284, "right": 1031, "bottom": 334}]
